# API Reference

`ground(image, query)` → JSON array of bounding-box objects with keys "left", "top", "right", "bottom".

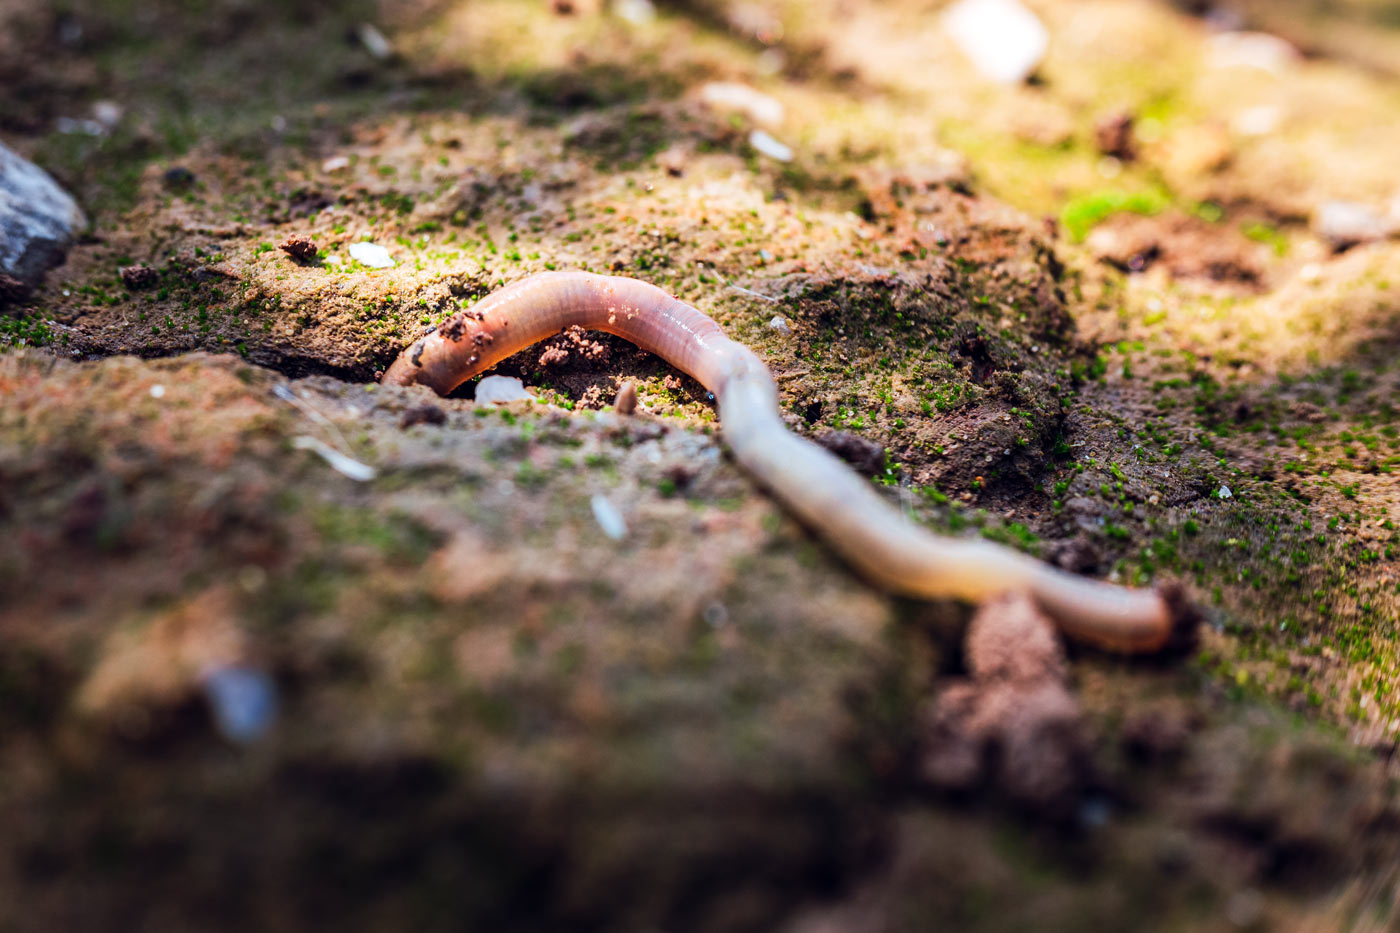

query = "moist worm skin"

[{"left": 385, "top": 270, "right": 1186, "bottom": 654}]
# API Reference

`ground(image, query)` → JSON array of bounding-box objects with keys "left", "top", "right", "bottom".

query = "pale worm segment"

[{"left": 384, "top": 271, "right": 1197, "bottom": 654}]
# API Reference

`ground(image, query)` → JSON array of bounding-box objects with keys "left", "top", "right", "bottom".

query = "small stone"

[
  {"left": 119, "top": 264, "right": 159, "bottom": 289},
  {"left": 163, "top": 166, "right": 196, "bottom": 189},
  {"left": 1094, "top": 112, "right": 1136, "bottom": 161},
  {"left": 1217, "top": 485, "right": 1232, "bottom": 499},
  {"left": 474, "top": 375, "right": 536, "bottom": 405},
  {"left": 321, "top": 155, "right": 351, "bottom": 173},
  {"left": 748, "top": 129, "right": 793, "bottom": 163},
  {"left": 942, "top": 0, "right": 1048, "bottom": 85},
  {"left": 590, "top": 494, "right": 628, "bottom": 541},
  {"left": 279, "top": 236, "right": 319, "bottom": 262},
  {"left": 56, "top": 117, "right": 104, "bottom": 137},
  {"left": 768, "top": 315, "right": 791, "bottom": 335},
  {"left": 92, "top": 100, "right": 123, "bottom": 130},
  {"left": 613, "top": 0, "right": 655, "bottom": 25},
  {"left": 348, "top": 241, "right": 395, "bottom": 268},
  {"left": 0, "top": 141, "right": 87, "bottom": 289},
  {"left": 1313, "top": 200, "right": 1395, "bottom": 250},
  {"left": 354, "top": 22, "right": 393, "bottom": 60},
  {"left": 1208, "top": 31, "right": 1299, "bottom": 74}
]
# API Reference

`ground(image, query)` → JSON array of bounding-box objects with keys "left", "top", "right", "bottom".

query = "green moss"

[
  {"left": 1060, "top": 188, "right": 1171, "bottom": 242},
  {"left": 0, "top": 311, "right": 55, "bottom": 349}
]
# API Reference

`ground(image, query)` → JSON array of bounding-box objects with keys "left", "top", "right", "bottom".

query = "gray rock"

[{"left": 0, "top": 140, "right": 86, "bottom": 288}]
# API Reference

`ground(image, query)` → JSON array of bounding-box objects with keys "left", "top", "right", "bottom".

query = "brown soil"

[{"left": 3, "top": 0, "right": 1400, "bottom": 928}]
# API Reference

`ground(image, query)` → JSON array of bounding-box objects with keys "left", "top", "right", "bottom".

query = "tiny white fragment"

[
  {"left": 56, "top": 117, "right": 105, "bottom": 136},
  {"left": 768, "top": 315, "right": 791, "bottom": 334},
  {"left": 1217, "top": 485, "right": 1233, "bottom": 500},
  {"left": 613, "top": 0, "right": 655, "bottom": 25},
  {"left": 355, "top": 22, "right": 393, "bottom": 60},
  {"left": 349, "top": 241, "right": 395, "bottom": 268},
  {"left": 748, "top": 129, "right": 793, "bottom": 162},
  {"left": 149, "top": 384, "right": 166, "bottom": 399},
  {"left": 475, "top": 375, "right": 537, "bottom": 405},
  {"left": 1313, "top": 200, "right": 1396, "bottom": 249},
  {"left": 591, "top": 494, "right": 628, "bottom": 541},
  {"left": 1208, "top": 31, "right": 1298, "bottom": 74},
  {"left": 699, "top": 82, "right": 784, "bottom": 127},
  {"left": 92, "top": 100, "right": 123, "bottom": 129},
  {"left": 292, "top": 435, "right": 377, "bottom": 481},
  {"left": 942, "top": 0, "right": 1048, "bottom": 85},
  {"left": 322, "top": 155, "right": 351, "bottom": 173}
]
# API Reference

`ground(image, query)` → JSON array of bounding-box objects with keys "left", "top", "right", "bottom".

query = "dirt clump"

[
  {"left": 1086, "top": 212, "right": 1266, "bottom": 285},
  {"left": 919, "top": 593, "right": 1086, "bottom": 811}
]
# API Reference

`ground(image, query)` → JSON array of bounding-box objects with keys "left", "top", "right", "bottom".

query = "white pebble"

[
  {"left": 768, "top": 315, "right": 791, "bottom": 335},
  {"left": 1218, "top": 485, "right": 1233, "bottom": 500},
  {"left": 613, "top": 0, "right": 655, "bottom": 25},
  {"left": 591, "top": 494, "right": 628, "bottom": 541},
  {"left": 942, "top": 0, "right": 1048, "bottom": 85},
  {"left": 1313, "top": 200, "right": 1395, "bottom": 249},
  {"left": 474, "top": 375, "right": 537, "bottom": 405},
  {"left": 322, "top": 155, "right": 351, "bottom": 173},
  {"left": 699, "top": 82, "right": 784, "bottom": 127},
  {"left": 56, "top": 116, "right": 105, "bottom": 136},
  {"left": 149, "top": 384, "right": 166, "bottom": 399},
  {"left": 355, "top": 22, "right": 393, "bottom": 60},
  {"left": 1208, "top": 31, "right": 1298, "bottom": 74},
  {"left": 92, "top": 100, "right": 123, "bottom": 129},
  {"left": 349, "top": 241, "right": 395, "bottom": 268},
  {"left": 748, "top": 129, "right": 793, "bottom": 162}
]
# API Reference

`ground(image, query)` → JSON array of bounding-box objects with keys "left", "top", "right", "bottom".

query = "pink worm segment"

[{"left": 385, "top": 271, "right": 1184, "bottom": 654}]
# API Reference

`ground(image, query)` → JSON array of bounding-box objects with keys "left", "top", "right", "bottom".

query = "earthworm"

[{"left": 384, "top": 271, "right": 1193, "bottom": 653}]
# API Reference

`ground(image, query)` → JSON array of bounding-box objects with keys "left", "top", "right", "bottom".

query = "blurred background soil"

[{"left": 2, "top": 0, "right": 1400, "bottom": 929}]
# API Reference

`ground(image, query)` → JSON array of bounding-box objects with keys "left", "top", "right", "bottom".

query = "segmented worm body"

[{"left": 385, "top": 271, "right": 1190, "bottom": 653}]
